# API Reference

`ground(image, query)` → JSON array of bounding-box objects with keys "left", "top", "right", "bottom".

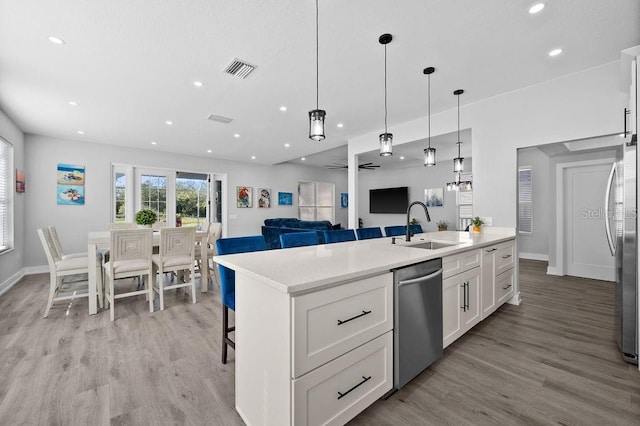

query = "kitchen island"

[{"left": 214, "top": 229, "right": 516, "bottom": 425}]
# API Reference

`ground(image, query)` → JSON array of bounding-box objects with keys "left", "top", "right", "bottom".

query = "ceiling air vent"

[
  {"left": 207, "top": 114, "right": 233, "bottom": 124},
  {"left": 223, "top": 58, "right": 257, "bottom": 79}
]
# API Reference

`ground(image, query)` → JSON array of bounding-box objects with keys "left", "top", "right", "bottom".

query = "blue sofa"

[{"left": 261, "top": 218, "right": 339, "bottom": 249}]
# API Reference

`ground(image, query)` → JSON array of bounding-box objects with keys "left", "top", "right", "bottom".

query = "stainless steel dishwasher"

[{"left": 392, "top": 258, "right": 443, "bottom": 390}]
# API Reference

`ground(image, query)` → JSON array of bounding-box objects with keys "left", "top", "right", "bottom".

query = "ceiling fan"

[{"left": 325, "top": 162, "right": 381, "bottom": 171}]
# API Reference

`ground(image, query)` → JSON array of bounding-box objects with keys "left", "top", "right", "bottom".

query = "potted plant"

[
  {"left": 135, "top": 209, "right": 157, "bottom": 227},
  {"left": 436, "top": 220, "right": 449, "bottom": 231},
  {"left": 358, "top": 218, "right": 364, "bottom": 228},
  {"left": 471, "top": 216, "right": 484, "bottom": 233},
  {"left": 409, "top": 218, "right": 419, "bottom": 226}
]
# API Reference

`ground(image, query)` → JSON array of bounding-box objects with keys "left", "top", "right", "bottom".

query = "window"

[
  {"left": 114, "top": 171, "right": 126, "bottom": 222},
  {"left": 0, "top": 138, "right": 12, "bottom": 253},
  {"left": 298, "top": 181, "right": 335, "bottom": 222},
  {"left": 140, "top": 173, "right": 168, "bottom": 222},
  {"left": 456, "top": 173, "right": 473, "bottom": 231},
  {"left": 518, "top": 166, "right": 533, "bottom": 234}
]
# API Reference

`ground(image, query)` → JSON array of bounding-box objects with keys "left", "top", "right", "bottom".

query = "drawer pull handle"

[
  {"left": 337, "top": 310, "right": 372, "bottom": 326},
  {"left": 337, "top": 375, "right": 371, "bottom": 400},
  {"left": 502, "top": 254, "right": 512, "bottom": 259},
  {"left": 502, "top": 284, "right": 512, "bottom": 290},
  {"left": 486, "top": 248, "right": 497, "bottom": 252}
]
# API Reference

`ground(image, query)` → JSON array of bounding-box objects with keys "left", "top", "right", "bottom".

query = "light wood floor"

[{"left": 0, "top": 260, "right": 639, "bottom": 425}]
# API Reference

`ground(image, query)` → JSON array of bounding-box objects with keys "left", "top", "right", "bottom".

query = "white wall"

[
  {"left": 24, "top": 135, "right": 347, "bottom": 268},
  {"left": 347, "top": 61, "right": 627, "bottom": 230},
  {"left": 357, "top": 158, "right": 472, "bottom": 232},
  {"left": 0, "top": 109, "right": 25, "bottom": 293},
  {"left": 517, "top": 147, "right": 550, "bottom": 260}
]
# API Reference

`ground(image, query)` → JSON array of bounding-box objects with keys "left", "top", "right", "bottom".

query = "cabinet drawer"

[
  {"left": 496, "top": 269, "right": 514, "bottom": 305},
  {"left": 462, "top": 249, "right": 481, "bottom": 271},
  {"left": 292, "top": 273, "right": 393, "bottom": 377},
  {"left": 495, "top": 242, "right": 515, "bottom": 275},
  {"left": 293, "top": 331, "right": 392, "bottom": 426},
  {"left": 442, "top": 254, "right": 463, "bottom": 279}
]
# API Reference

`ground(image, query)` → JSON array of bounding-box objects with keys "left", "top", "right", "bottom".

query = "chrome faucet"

[{"left": 406, "top": 201, "right": 431, "bottom": 242}]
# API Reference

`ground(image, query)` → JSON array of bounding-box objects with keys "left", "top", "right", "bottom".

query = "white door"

[{"left": 564, "top": 164, "right": 615, "bottom": 281}]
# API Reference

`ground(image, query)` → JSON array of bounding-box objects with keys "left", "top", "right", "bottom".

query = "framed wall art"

[
  {"left": 425, "top": 187, "right": 444, "bottom": 207},
  {"left": 258, "top": 188, "right": 271, "bottom": 208},
  {"left": 57, "top": 164, "right": 85, "bottom": 205},
  {"left": 237, "top": 186, "right": 253, "bottom": 208},
  {"left": 278, "top": 192, "right": 293, "bottom": 206},
  {"left": 16, "top": 169, "right": 25, "bottom": 193}
]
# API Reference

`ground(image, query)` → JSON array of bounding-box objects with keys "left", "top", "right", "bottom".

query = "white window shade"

[
  {"left": 519, "top": 166, "right": 533, "bottom": 234},
  {"left": 0, "top": 138, "right": 12, "bottom": 252}
]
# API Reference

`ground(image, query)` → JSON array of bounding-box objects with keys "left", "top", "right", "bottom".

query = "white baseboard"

[
  {"left": 546, "top": 266, "right": 563, "bottom": 276},
  {"left": 519, "top": 252, "right": 549, "bottom": 262},
  {"left": 0, "top": 269, "right": 25, "bottom": 297},
  {"left": 24, "top": 265, "right": 48, "bottom": 275}
]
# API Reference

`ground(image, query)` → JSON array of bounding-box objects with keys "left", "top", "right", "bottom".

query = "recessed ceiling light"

[
  {"left": 165, "top": 120, "right": 173, "bottom": 125},
  {"left": 207, "top": 149, "right": 212, "bottom": 153},
  {"left": 284, "top": 143, "right": 290, "bottom": 148},
  {"left": 301, "top": 157, "right": 306, "bottom": 161},
  {"left": 193, "top": 81, "right": 204, "bottom": 87},
  {"left": 399, "top": 156, "right": 405, "bottom": 160},
  {"left": 68, "top": 101, "right": 79, "bottom": 107},
  {"left": 337, "top": 123, "right": 344, "bottom": 128},
  {"left": 151, "top": 141, "right": 157, "bottom": 145},
  {"left": 280, "top": 106, "right": 287, "bottom": 112},
  {"left": 251, "top": 155, "right": 256, "bottom": 160},
  {"left": 48, "top": 36, "right": 65, "bottom": 45},
  {"left": 234, "top": 134, "right": 240, "bottom": 138},
  {"left": 528, "top": 3, "right": 545, "bottom": 14},
  {"left": 77, "top": 130, "right": 84, "bottom": 135},
  {"left": 548, "top": 48, "right": 562, "bottom": 57}
]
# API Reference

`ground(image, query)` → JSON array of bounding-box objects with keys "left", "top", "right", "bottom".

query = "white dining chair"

[
  {"left": 48, "top": 226, "right": 87, "bottom": 260},
  {"left": 195, "top": 222, "right": 222, "bottom": 286},
  {"left": 37, "top": 228, "right": 102, "bottom": 317},
  {"left": 152, "top": 227, "right": 196, "bottom": 310},
  {"left": 103, "top": 228, "right": 154, "bottom": 321}
]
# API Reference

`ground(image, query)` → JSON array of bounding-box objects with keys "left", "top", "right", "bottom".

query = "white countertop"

[{"left": 214, "top": 229, "right": 516, "bottom": 295}]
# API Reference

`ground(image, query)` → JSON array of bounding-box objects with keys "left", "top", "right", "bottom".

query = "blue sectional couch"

[{"left": 261, "top": 218, "right": 339, "bottom": 249}]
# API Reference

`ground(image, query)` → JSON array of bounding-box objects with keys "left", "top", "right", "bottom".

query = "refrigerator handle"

[{"left": 604, "top": 162, "right": 616, "bottom": 256}]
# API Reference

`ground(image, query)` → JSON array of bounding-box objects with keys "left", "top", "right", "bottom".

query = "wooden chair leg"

[
  {"left": 109, "top": 276, "right": 115, "bottom": 322},
  {"left": 148, "top": 273, "right": 154, "bottom": 313},
  {"left": 43, "top": 274, "right": 58, "bottom": 318},
  {"left": 158, "top": 268, "right": 165, "bottom": 311}
]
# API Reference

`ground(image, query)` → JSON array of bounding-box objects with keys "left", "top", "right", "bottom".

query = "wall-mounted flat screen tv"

[{"left": 369, "top": 186, "right": 408, "bottom": 214}]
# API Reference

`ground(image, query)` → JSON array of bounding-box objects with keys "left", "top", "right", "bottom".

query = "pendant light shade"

[
  {"left": 423, "top": 67, "right": 436, "bottom": 166},
  {"left": 452, "top": 89, "right": 464, "bottom": 171},
  {"left": 308, "top": 0, "right": 326, "bottom": 141},
  {"left": 380, "top": 133, "right": 393, "bottom": 156},
  {"left": 309, "top": 109, "right": 326, "bottom": 141},
  {"left": 424, "top": 147, "right": 436, "bottom": 166},
  {"left": 379, "top": 33, "right": 393, "bottom": 156}
]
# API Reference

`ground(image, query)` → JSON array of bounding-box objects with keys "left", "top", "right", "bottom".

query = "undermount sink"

[{"left": 406, "top": 241, "right": 459, "bottom": 250}]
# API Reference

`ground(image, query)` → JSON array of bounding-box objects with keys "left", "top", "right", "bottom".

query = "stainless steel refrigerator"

[{"left": 605, "top": 138, "right": 638, "bottom": 364}]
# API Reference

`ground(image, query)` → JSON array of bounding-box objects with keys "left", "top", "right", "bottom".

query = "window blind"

[
  {"left": 518, "top": 166, "right": 532, "bottom": 234},
  {"left": 0, "top": 138, "right": 12, "bottom": 251}
]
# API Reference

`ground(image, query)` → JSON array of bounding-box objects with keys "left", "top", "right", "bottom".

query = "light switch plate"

[
  {"left": 229, "top": 214, "right": 238, "bottom": 220},
  {"left": 481, "top": 216, "right": 492, "bottom": 226}
]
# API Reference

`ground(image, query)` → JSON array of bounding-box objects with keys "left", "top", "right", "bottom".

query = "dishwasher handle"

[{"left": 397, "top": 269, "right": 443, "bottom": 287}]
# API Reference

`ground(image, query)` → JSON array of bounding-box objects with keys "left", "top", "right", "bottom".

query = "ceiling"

[{"left": 0, "top": 0, "right": 638, "bottom": 165}]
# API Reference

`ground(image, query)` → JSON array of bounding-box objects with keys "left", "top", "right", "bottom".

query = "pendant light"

[
  {"left": 308, "top": 0, "right": 326, "bottom": 141},
  {"left": 379, "top": 33, "right": 393, "bottom": 156},
  {"left": 423, "top": 67, "right": 436, "bottom": 166},
  {"left": 453, "top": 89, "right": 464, "bottom": 172},
  {"left": 447, "top": 89, "right": 472, "bottom": 191}
]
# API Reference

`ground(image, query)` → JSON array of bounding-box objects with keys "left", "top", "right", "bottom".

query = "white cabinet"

[
  {"left": 481, "top": 240, "right": 515, "bottom": 319},
  {"left": 443, "top": 249, "right": 481, "bottom": 348},
  {"left": 235, "top": 272, "right": 393, "bottom": 426}
]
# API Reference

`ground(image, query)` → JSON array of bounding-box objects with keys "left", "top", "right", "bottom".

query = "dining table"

[{"left": 87, "top": 229, "right": 210, "bottom": 315}]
